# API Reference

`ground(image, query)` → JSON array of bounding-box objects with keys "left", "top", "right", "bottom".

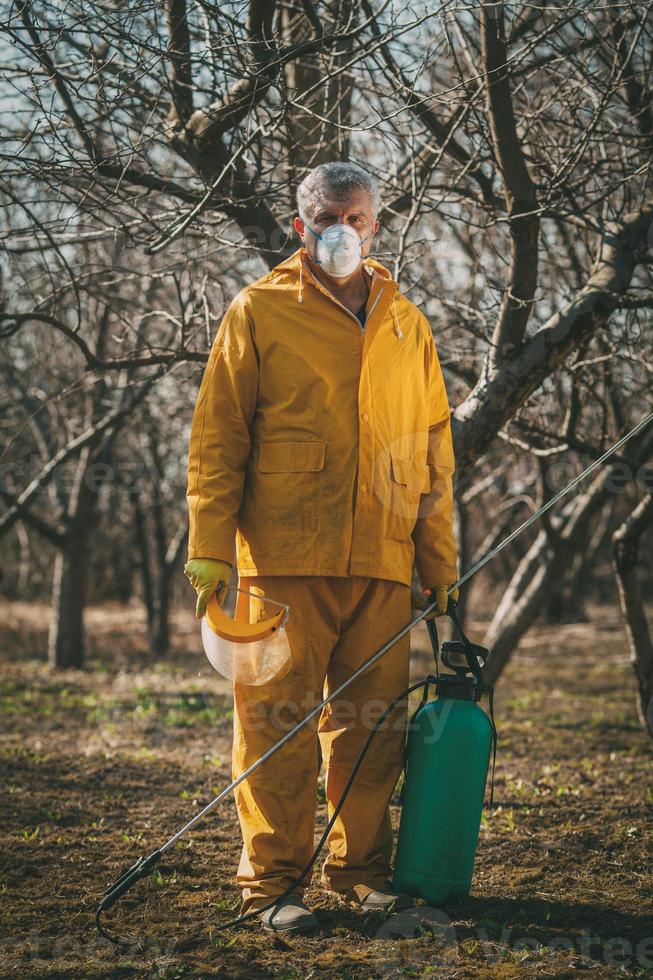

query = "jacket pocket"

[
  {"left": 385, "top": 452, "right": 430, "bottom": 541},
  {"left": 244, "top": 440, "right": 327, "bottom": 545},
  {"left": 258, "top": 440, "right": 326, "bottom": 473},
  {"left": 390, "top": 454, "right": 430, "bottom": 494}
]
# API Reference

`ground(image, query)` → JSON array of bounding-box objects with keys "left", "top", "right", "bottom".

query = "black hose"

[
  {"left": 95, "top": 603, "right": 495, "bottom": 945},
  {"left": 213, "top": 676, "right": 436, "bottom": 932},
  {"left": 95, "top": 677, "right": 433, "bottom": 945}
]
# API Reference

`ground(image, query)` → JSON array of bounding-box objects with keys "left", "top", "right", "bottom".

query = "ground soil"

[{"left": 0, "top": 599, "right": 651, "bottom": 979}]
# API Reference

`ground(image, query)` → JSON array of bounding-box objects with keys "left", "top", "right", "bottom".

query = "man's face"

[{"left": 293, "top": 188, "right": 379, "bottom": 264}]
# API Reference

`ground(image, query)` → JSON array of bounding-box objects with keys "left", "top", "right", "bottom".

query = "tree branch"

[
  {"left": 481, "top": 0, "right": 539, "bottom": 365},
  {"left": 361, "top": 0, "right": 501, "bottom": 210},
  {"left": 0, "top": 313, "right": 208, "bottom": 369},
  {"left": 166, "top": 0, "right": 194, "bottom": 126},
  {"left": 18, "top": 1, "right": 100, "bottom": 164},
  {"left": 0, "top": 488, "right": 66, "bottom": 546},
  {"left": 609, "top": 4, "right": 653, "bottom": 158},
  {"left": 0, "top": 371, "right": 162, "bottom": 538},
  {"left": 453, "top": 203, "right": 653, "bottom": 472}
]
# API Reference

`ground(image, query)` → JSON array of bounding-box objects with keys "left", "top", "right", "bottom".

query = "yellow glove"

[
  {"left": 184, "top": 558, "right": 233, "bottom": 620},
  {"left": 413, "top": 584, "right": 460, "bottom": 620}
]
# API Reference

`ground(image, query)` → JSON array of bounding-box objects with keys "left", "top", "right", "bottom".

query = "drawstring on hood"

[
  {"left": 294, "top": 249, "right": 402, "bottom": 339},
  {"left": 391, "top": 296, "right": 403, "bottom": 340}
]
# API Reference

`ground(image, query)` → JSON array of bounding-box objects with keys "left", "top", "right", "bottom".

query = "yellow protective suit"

[
  {"left": 186, "top": 246, "right": 458, "bottom": 911},
  {"left": 231, "top": 573, "right": 412, "bottom": 914},
  {"left": 187, "top": 247, "right": 457, "bottom": 589}
]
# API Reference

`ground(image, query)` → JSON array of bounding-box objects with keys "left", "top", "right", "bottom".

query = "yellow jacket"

[{"left": 186, "top": 247, "right": 457, "bottom": 588}]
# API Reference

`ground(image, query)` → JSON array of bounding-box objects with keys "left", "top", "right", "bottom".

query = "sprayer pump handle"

[{"left": 441, "top": 639, "right": 489, "bottom": 675}]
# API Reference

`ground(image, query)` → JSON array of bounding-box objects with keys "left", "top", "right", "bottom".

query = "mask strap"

[
  {"left": 303, "top": 224, "right": 326, "bottom": 267},
  {"left": 307, "top": 223, "right": 369, "bottom": 245},
  {"left": 303, "top": 223, "right": 369, "bottom": 271}
]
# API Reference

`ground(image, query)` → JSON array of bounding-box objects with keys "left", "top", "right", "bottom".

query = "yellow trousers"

[{"left": 231, "top": 574, "right": 412, "bottom": 915}]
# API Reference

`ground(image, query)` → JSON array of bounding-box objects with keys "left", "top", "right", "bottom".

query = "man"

[{"left": 185, "top": 161, "right": 459, "bottom": 934}]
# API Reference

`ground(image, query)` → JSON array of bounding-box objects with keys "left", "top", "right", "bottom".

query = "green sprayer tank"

[{"left": 393, "top": 625, "right": 495, "bottom": 905}]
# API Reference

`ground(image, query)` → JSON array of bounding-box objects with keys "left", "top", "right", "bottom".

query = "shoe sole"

[
  {"left": 261, "top": 919, "right": 320, "bottom": 935},
  {"left": 361, "top": 898, "right": 414, "bottom": 913},
  {"left": 324, "top": 888, "right": 414, "bottom": 914}
]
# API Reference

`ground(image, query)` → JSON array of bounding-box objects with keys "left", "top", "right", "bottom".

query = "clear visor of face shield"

[{"left": 201, "top": 584, "right": 292, "bottom": 686}]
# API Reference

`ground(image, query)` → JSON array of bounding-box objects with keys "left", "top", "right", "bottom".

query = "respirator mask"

[{"left": 305, "top": 222, "right": 371, "bottom": 278}]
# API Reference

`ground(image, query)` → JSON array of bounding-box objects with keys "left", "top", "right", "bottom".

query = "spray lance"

[{"left": 95, "top": 409, "right": 653, "bottom": 947}]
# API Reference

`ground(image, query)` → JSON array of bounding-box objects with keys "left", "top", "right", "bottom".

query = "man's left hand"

[{"left": 412, "top": 584, "right": 460, "bottom": 620}]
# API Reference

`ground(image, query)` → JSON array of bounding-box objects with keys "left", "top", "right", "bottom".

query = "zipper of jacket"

[{"left": 301, "top": 260, "right": 384, "bottom": 331}]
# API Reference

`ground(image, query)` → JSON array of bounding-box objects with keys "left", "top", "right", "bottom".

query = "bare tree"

[{"left": 0, "top": 1, "right": 651, "bottom": 686}]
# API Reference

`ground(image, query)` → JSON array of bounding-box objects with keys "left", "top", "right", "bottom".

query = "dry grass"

[{"left": 0, "top": 599, "right": 651, "bottom": 978}]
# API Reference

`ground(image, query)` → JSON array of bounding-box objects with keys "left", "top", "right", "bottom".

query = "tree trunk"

[
  {"left": 153, "top": 565, "right": 171, "bottom": 656},
  {"left": 133, "top": 492, "right": 155, "bottom": 633},
  {"left": 48, "top": 527, "right": 88, "bottom": 669},
  {"left": 483, "top": 490, "right": 612, "bottom": 685},
  {"left": 282, "top": 0, "right": 355, "bottom": 193},
  {"left": 47, "top": 451, "right": 95, "bottom": 670},
  {"left": 153, "top": 527, "right": 188, "bottom": 656},
  {"left": 566, "top": 497, "right": 613, "bottom": 619},
  {"left": 612, "top": 493, "right": 653, "bottom": 737},
  {"left": 483, "top": 426, "right": 653, "bottom": 686}
]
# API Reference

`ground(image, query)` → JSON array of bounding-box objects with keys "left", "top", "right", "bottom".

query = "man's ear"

[{"left": 293, "top": 216, "right": 304, "bottom": 239}]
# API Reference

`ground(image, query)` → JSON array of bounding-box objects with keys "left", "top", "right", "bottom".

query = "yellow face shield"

[{"left": 201, "top": 584, "right": 291, "bottom": 685}]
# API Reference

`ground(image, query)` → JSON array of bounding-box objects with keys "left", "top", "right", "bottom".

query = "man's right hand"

[{"left": 184, "top": 558, "right": 233, "bottom": 620}]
